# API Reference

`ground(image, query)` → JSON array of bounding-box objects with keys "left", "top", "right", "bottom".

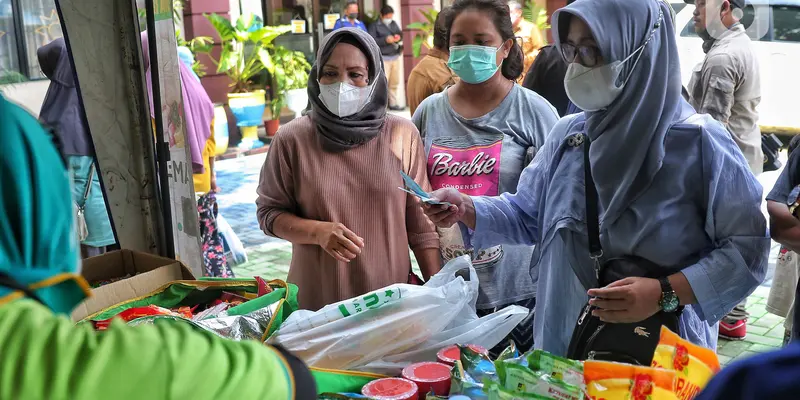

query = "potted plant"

[
  {"left": 406, "top": 8, "right": 439, "bottom": 58},
  {"left": 204, "top": 13, "right": 291, "bottom": 149},
  {"left": 265, "top": 46, "right": 312, "bottom": 135}
]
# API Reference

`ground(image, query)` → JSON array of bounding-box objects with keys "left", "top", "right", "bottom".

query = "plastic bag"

[
  {"left": 361, "top": 305, "right": 529, "bottom": 375},
  {"left": 269, "top": 256, "right": 479, "bottom": 370},
  {"left": 651, "top": 326, "right": 720, "bottom": 400},
  {"left": 216, "top": 213, "right": 248, "bottom": 267}
]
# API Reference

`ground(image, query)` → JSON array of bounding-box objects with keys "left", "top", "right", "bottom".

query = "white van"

[{"left": 673, "top": 1, "right": 800, "bottom": 136}]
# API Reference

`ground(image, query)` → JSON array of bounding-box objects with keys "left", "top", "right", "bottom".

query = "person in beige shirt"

[
  {"left": 688, "top": 0, "right": 762, "bottom": 175},
  {"left": 688, "top": 0, "right": 761, "bottom": 341},
  {"left": 508, "top": 0, "right": 545, "bottom": 83},
  {"left": 407, "top": 7, "right": 458, "bottom": 116},
  {"left": 257, "top": 28, "right": 441, "bottom": 311}
]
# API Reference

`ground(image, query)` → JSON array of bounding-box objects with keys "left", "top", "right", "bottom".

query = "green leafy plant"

[
  {"left": 0, "top": 70, "right": 28, "bottom": 86},
  {"left": 361, "top": 11, "right": 379, "bottom": 26},
  {"left": 523, "top": 2, "right": 550, "bottom": 43},
  {"left": 204, "top": 13, "right": 292, "bottom": 93},
  {"left": 176, "top": 28, "right": 213, "bottom": 77},
  {"left": 406, "top": 8, "right": 439, "bottom": 58},
  {"left": 268, "top": 47, "right": 312, "bottom": 119}
]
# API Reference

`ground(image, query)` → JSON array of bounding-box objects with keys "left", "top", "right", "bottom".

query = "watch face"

[{"left": 660, "top": 292, "right": 679, "bottom": 312}]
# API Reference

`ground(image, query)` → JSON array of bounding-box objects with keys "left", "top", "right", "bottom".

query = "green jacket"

[{"left": 0, "top": 299, "right": 310, "bottom": 399}]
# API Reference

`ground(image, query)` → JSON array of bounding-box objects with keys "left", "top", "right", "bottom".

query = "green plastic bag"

[
  {"left": 311, "top": 367, "right": 386, "bottom": 395},
  {"left": 83, "top": 278, "right": 298, "bottom": 340}
]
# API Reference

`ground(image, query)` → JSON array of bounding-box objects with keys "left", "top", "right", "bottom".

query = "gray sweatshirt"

[{"left": 412, "top": 84, "right": 558, "bottom": 308}]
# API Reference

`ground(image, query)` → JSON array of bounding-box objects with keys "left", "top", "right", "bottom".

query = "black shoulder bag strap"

[
  {"left": 0, "top": 271, "right": 46, "bottom": 305},
  {"left": 583, "top": 134, "right": 603, "bottom": 282}
]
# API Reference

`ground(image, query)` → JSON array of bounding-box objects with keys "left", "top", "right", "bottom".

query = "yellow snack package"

[
  {"left": 584, "top": 360, "right": 679, "bottom": 400},
  {"left": 651, "top": 326, "right": 721, "bottom": 400}
]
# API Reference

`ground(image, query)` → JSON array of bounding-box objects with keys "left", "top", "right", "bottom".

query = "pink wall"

[{"left": 183, "top": 1, "right": 239, "bottom": 144}]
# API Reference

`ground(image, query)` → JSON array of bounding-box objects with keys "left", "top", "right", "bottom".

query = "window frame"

[
  {"left": 678, "top": 3, "right": 775, "bottom": 42},
  {"left": 2, "top": 0, "right": 61, "bottom": 81},
  {"left": 771, "top": 5, "right": 800, "bottom": 43}
]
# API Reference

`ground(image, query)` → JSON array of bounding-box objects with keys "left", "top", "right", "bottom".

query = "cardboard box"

[{"left": 71, "top": 249, "right": 195, "bottom": 322}]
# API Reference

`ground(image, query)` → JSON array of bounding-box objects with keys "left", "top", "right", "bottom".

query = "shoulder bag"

[
  {"left": 74, "top": 163, "right": 95, "bottom": 242},
  {"left": 565, "top": 132, "right": 682, "bottom": 365}
]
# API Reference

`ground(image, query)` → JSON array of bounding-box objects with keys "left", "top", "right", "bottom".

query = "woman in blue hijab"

[{"left": 421, "top": 0, "right": 768, "bottom": 355}]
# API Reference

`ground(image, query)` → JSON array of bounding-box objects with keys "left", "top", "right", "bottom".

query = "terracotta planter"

[{"left": 265, "top": 119, "right": 280, "bottom": 137}]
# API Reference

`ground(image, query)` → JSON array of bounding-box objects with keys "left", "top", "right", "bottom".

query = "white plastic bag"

[
  {"left": 269, "top": 256, "right": 478, "bottom": 369},
  {"left": 358, "top": 305, "right": 529, "bottom": 375},
  {"left": 269, "top": 256, "right": 529, "bottom": 373},
  {"left": 216, "top": 214, "right": 248, "bottom": 266}
]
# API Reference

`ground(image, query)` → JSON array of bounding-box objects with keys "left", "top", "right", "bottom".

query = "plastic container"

[
  {"left": 401, "top": 362, "right": 452, "bottom": 397},
  {"left": 436, "top": 344, "right": 489, "bottom": 366},
  {"left": 361, "top": 377, "right": 419, "bottom": 400}
]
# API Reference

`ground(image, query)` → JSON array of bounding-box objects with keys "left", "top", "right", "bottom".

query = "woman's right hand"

[
  {"left": 423, "top": 188, "right": 468, "bottom": 228},
  {"left": 314, "top": 222, "right": 365, "bottom": 263}
]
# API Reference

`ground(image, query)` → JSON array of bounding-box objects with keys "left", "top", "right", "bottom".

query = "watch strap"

[{"left": 659, "top": 277, "right": 673, "bottom": 294}]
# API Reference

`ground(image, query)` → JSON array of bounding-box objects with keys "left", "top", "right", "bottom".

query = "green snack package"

[
  {"left": 494, "top": 361, "right": 583, "bottom": 400},
  {"left": 450, "top": 360, "right": 490, "bottom": 400},
  {"left": 317, "top": 394, "right": 369, "bottom": 400},
  {"left": 485, "top": 381, "right": 550, "bottom": 400},
  {"left": 503, "top": 364, "right": 582, "bottom": 400},
  {"left": 526, "top": 350, "right": 584, "bottom": 387}
]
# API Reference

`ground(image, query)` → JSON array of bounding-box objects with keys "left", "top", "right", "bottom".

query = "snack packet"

[
  {"left": 527, "top": 350, "right": 584, "bottom": 387},
  {"left": 485, "top": 381, "right": 550, "bottom": 400},
  {"left": 495, "top": 361, "right": 582, "bottom": 400},
  {"left": 92, "top": 305, "right": 182, "bottom": 330},
  {"left": 450, "top": 359, "right": 490, "bottom": 399},
  {"left": 651, "top": 326, "right": 721, "bottom": 400},
  {"left": 584, "top": 361, "right": 679, "bottom": 400},
  {"left": 317, "top": 394, "right": 369, "bottom": 399}
]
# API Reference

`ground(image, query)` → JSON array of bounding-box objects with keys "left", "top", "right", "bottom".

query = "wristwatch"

[{"left": 658, "top": 277, "right": 680, "bottom": 312}]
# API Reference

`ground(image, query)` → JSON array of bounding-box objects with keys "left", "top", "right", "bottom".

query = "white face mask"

[
  {"left": 563, "top": 48, "right": 642, "bottom": 112},
  {"left": 382, "top": 18, "right": 392, "bottom": 25},
  {"left": 563, "top": 9, "right": 662, "bottom": 112},
  {"left": 318, "top": 81, "right": 374, "bottom": 117}
]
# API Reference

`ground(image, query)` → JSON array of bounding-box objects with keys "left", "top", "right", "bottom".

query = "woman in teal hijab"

[{"left": 0, "top": 95, "right": 314, "bottom": 399}]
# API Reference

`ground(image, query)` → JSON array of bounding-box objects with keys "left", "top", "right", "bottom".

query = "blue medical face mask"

[{"left": 447, "top": 43, "right": 504, "bottom": 84}]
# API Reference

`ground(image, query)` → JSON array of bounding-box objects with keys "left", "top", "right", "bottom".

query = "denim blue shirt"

[{"left": 470, "top": 112, "right": 769, "bottom": 355}]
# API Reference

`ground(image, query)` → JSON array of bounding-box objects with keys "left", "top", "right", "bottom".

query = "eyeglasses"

[
  {"left": 561, "top": 43, "right": 602, "bottom": 67},
  {"left": 560, "top": 8, "right": 664, "bottom": 69}
]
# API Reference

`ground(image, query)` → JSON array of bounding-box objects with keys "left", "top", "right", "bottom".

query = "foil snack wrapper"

[{"left": 128, "top": 302, "right": 280, "bottom": 341}]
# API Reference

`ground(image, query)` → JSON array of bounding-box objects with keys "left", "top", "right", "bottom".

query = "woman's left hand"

[{"left": 587, "top": 277, "right": 662, "bottom": 323}]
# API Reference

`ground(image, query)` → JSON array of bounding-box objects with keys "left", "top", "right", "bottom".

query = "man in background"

[
  {"left": 688, "top": 0, "right": 762, "bottom": 340},
  {"left": 521, "top": 0, "right": 575, "bottom": 115},
  {"left": 333, "top": 1, "right": 367, "bottom": 32},
  {"left": 406, "top": 7, "right": 457, "bottom": 115},
  {"left": 508, "top": 0, "right": 544, "bottom": 83},
  {"left": 369, "top": 5, "right": 405, "bottom": 111}
]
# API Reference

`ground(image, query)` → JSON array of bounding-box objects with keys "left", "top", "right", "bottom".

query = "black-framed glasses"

[{"left": 561, "top": 43, "right": 602, "bottom": 67}]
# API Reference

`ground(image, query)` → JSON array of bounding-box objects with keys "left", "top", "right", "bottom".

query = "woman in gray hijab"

[
  {"left": 421, "top": 0, "right": 768, "bottom": 358},
  {"left": 256, "top": 28, "right": 441, "bottom": 311},
  {"left": 38, "top": 38, "right": 116, "bottom": 258}
]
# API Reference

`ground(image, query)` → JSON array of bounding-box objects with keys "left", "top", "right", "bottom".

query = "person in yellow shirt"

[{"left": 508, "top": 0, "right": 545, "bottom": 83}]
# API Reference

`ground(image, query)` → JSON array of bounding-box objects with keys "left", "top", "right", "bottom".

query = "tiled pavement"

[{"left": 216, "top": 109, "right": 786, "bottom": 367}]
